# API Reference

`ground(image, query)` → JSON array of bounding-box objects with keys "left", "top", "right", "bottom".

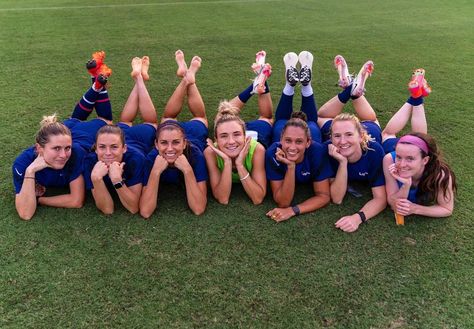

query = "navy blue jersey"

[
  {"left": 83, "top": 145, "right": 145, "bottom": 190},
  {"left": 13, "top": 143, "right": 86, "bottom": 193},
  {"left": 143, "top": 143, "right": 208, "bottom": 185},
  {"left": 265, "top": 141, "right": 332, "bottom": 183},
  {"left": 327, "top": 140, "right": 385, "bottom": 187}
]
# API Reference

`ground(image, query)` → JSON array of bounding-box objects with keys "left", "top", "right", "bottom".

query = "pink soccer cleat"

[
  {"left": 408, "top": 68, "right": 425, "bottom": 98},
  {"left": 351, "top": 60, "right": 374, "bottom": 97},
  {"left": 334, "top": 55, "right": 352, "bottom": 88},
  {"left": 93, "top": 64, "right": 112, "bottom": 90},
  {"left": 252, "top": 63, "right": 272, "bottom": 94}
]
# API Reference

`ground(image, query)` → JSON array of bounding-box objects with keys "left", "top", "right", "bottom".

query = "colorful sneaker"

[
  {"left": 351, "top": 60, "right": 374, "bottom": 97},
  {"left": 283, "top": 52, "right": 299, "bottom": 87},
  {"left": 86, "top": 50, "right": 106, "bottom": 77},
  {"left": 408, "top": 68, "right": 425, "bottom": 98},
  {"left": 421, "top": 78, "right": 432, "bottom": 97},
  {"left": 251, "top": 50, "right": 267, "bottom": 74},
  {"left": 298, "top": 51, "right": 313, "bottom": 86},
  {"left": 252, "top": 63, "right": 272, "bottom": 94},
  {"left": 93, "top": 64, "right": 112, "bottom": 90},
  {"left": 334, "top": 55, "right": 352, "bottom": 88}
]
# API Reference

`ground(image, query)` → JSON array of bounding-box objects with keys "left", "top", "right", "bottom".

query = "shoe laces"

[
  {"left": 299, "top": 66, "right": 311, "bottom": 84},
  {"left": 287, "top": 66, "right": 299, "bottom": 84}
]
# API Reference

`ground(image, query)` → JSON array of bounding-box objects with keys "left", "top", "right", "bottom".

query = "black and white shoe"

[
  {"left": 298, "top": 51, "right": 313, "bottom": 86},
  {"left": 283, "top": 52, "right": 299, "bottom": 87}
]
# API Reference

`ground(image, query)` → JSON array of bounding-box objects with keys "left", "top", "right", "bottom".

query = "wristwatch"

[{"left": 113, "top": 180, "right": 125, "bottom": 189}]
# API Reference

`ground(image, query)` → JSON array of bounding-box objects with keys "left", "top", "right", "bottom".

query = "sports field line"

[{"left": 0, "top": 0, "right": 283, "bottom": 12}]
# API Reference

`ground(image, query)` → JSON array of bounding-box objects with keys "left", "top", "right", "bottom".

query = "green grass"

[{"left": 1, "top": 0, "right": 474, "bottom": 327}]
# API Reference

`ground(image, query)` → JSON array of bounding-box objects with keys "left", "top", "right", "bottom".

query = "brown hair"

[
  {"left": 156, "top": 120, "right": 191, "bottom": 160},
  {"left": 213, "top": 101, "right": 245, "bottom": 137},
  {"left": 403, "top": 132, "right": 457, "bottom": 204},
  {"left": 281, "top": 111, "right": 311, "bottom": 140},
  {"left": 35, "top": 114, "right": 71, "bottom": 147},
  {"left": 95, "top": 125, "right": 125, "bottom": 145},
  {"left": 331, "top": 113, "right": 372, "bottom": 151}
]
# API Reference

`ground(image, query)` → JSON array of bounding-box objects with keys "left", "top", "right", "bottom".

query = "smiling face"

[
  {"left": 36, "top": 134, "right": 73, "bottom": 169},
  {"left": 395, "top": 143, "right": 429, "bottom": 180},
  {"left": 156, "top": 128, "right": 186, "bottom": 164},
  {"left": 280, "top": 126, "right": 310, "bottom": 163},
  {"left": 95, "top": 133, "right": 126, "bottom": 165},
  {"left": 215, "top": 120, "right": 245, "bottom": 158},
  {"left": 331, "top": 120, "right": 363, "bottom": 162}
]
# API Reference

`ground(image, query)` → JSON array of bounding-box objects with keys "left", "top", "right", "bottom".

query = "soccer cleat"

[
  {"left": 351, "top": 60, "right": 374, "bottom": 97},
  {"left": 252, "top": 63, "right": 272, "bottom": 94},
  {"left": 298, "top": 51, "right": 313, "bottom": 86},
  {"left": 334, "top": 55, "right": 352, "bottom": 88},
  {"left": 86, "top": 50, "right": 106, "bottom": 77},
  {"left": 283, "top": 52, "right": 299, "bottom": 87},
  {"left": 408, "top": 68, "right": 425, "bottom": 98},
  {"left": 421, "top": 79, "right": 431, "bottom": 97},
  {"left": 93, "top": 64, "right": 112, "bottom": 90},
  {"left": 251, "top": 50, "right": 267, "bottom": 73}
]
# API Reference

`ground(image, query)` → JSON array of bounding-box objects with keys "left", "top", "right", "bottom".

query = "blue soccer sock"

[
  {"left": 337, "top": 85, "right": 352, "bottom": 104},
  {"left": 301, "top": 94, "right": 318, "bottom": 122},
  {"left": 407, "top": 96, "right": 424, "bottom": 106},
  {"left": 238, "top": 83, "right": 254, "bottom": 103},
  {"left": 71, "top": 87, "right": 99, "bottom": 120},
  {"left": 95, "top": 89, "right": 113, "bottom": 121}
]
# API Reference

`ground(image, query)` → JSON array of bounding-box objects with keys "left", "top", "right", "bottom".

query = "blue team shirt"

[
  {"left": 83, "top": 145, "right": 145, "bottom": 190},
  {"left": 265, "top": 141, "right": 332, "bottom": 183},
  {"left": 142, "top": 143, "right": 208, "bottom": 185},
  {"left": 327, "top": 140, "right": 385, "bottom": 187},
  {"left": 12, "top": 143, "right": 86, "bottom": 194}
]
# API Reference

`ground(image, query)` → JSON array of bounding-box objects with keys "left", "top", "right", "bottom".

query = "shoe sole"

[
  {"left": 283, "top": 52, "right": 298, "bottom": 70},
  {"left": 298, "top": 51, "right": 313, "bottom": 72},
  {"left": 334, "top": 55, "right": 351, "bottom": 88},
  {"left": 252, "top": 64, "right": 272, "bottom": 94}
]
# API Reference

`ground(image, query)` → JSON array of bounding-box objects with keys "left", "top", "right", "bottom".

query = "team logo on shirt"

[
  {"left": 301, "top": 171, "right": 311, "bottom": 176},
  {"left": 358, "top": 171, "right": 368, "bottom": 176},
  {"left": 15, "top": 168, "right": 23, "bottom": 176}
]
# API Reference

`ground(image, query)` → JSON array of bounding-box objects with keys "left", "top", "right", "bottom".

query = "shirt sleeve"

[
  {"left": 310, "top": 142, "right": 333, "bottom": 182},
  {"left": 12, "top": 148, "right": 33, "bottom": 194},
  {"left": 265, "top": 143, "right": 285, "bottom": 181},
  {"left": 368, "top": 142, "right": 385, "bottom": 187}
]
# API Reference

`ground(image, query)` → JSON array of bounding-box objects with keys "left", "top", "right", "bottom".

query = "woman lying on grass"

[
  {"left": 317, "top": 55, "right": 386, "bottom": 232},
  {"left": 83, "top": 56, "right": 157, "bottom": 215},
  {"left": 12, "top": 51, "right": 113, "bottom": 220},
  {"left": 265, "top": 51, "right": 331, "bottom": 222},
  {"left": 139, "top": 50, "right": 208, "bottom": 218},
  {"left": 204, "top": 50, "right": 273, "bottom": 205},
  {"left": 382, "top": 69, "right": 457, "bottom": 218}
]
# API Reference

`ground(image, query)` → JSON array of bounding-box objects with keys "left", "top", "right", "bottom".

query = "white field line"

[{"left": 0, "top": 0, "right": 282, "bottom": 12}]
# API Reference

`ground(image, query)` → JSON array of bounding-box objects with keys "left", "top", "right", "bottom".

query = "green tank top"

[{"left": 216, "top": 138, "right": 258, "bottom": 183}]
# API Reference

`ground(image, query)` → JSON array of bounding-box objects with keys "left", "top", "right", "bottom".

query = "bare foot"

[
  {"left": 141, "top": 56, "right": 150, "bottom": 81},
  {"left": 185, "top": 56, "right": 201, "bottom": 84},
  {"left": 175, "top": 50, "right": 187, "bottom": 78},
  {"left": 131, "top": 57, "right": 142, "bottom": 79}
]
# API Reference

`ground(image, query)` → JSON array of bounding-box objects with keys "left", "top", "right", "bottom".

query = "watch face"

[{"left": 114, "top": 181, "right": 124, "bottom": 189}]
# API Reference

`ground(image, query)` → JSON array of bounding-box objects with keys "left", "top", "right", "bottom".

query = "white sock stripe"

[
  {"left": 99, "top": 90, "right": 108, "bottom": 94},
  {"left": 0, "top": 0, "right": 282, "bottom": 12},
  {"left": 82, "top": 96, "right": 94, "bottom": 105}
]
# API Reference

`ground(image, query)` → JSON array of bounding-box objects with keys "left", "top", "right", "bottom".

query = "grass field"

[{"left": 1, "top": 0, "right": 474, "bottom": 328}]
